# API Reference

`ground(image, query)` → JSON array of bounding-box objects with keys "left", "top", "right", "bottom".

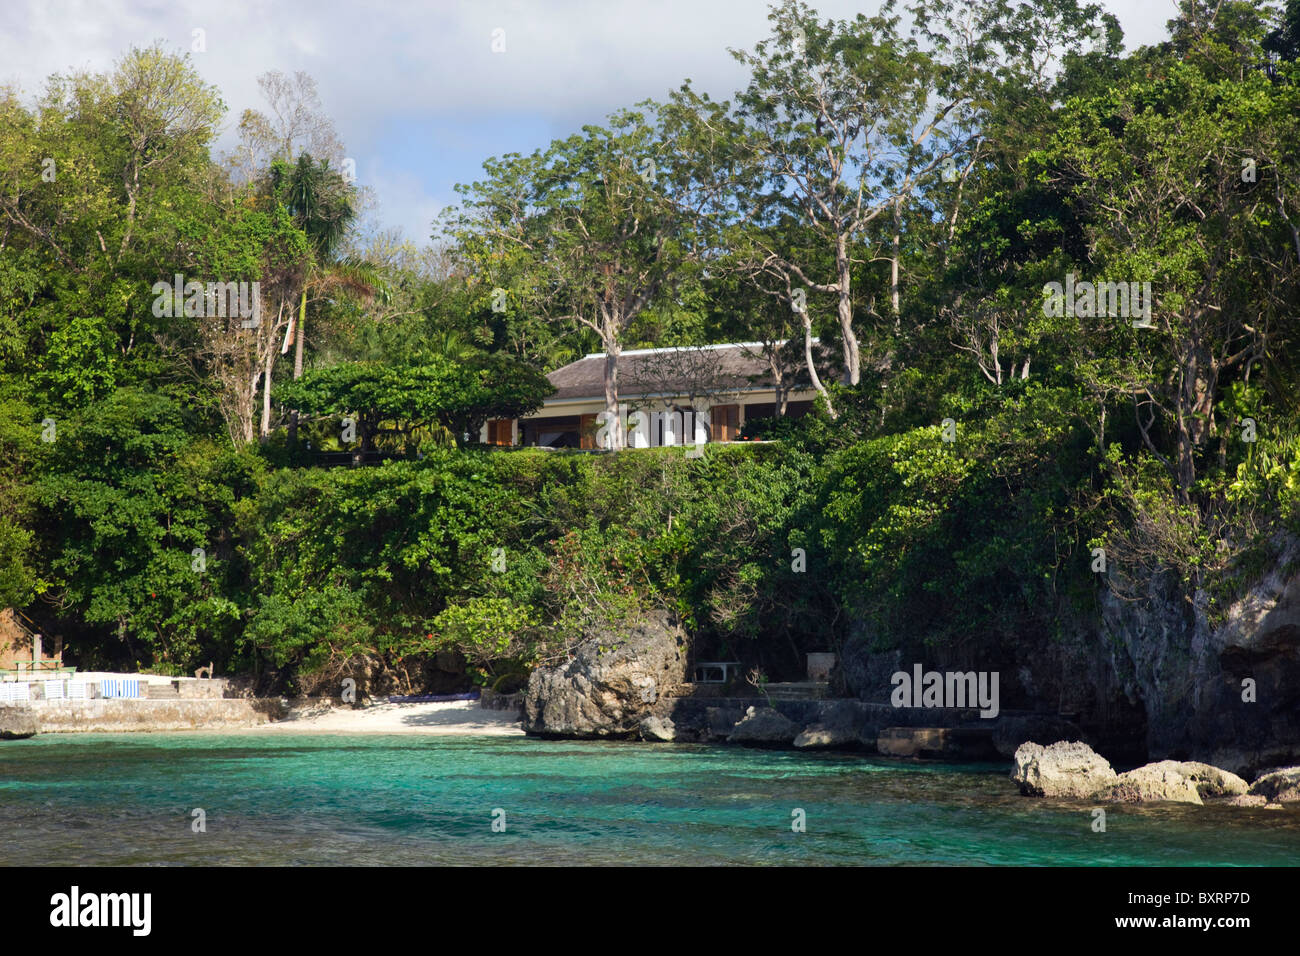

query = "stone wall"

[{"left": 25, "top": 697, "right": 287, "bottom": 733}]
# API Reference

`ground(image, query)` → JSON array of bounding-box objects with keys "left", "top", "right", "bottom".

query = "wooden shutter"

[
  {"left": 579, "top": 414, "right": 597, "bottom": 449},
  {"left": 713, "top": 404, "right": 739, "bottom": 442}
]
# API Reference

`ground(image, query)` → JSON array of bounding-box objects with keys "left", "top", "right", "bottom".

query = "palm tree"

[{"left": 267, "top": 154, "right": 381, "bottom": 445}]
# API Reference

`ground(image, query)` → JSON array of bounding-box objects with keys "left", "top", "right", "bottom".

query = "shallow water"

[{"left": 1, "top": 734, "right": 1297, "bottom": 865}]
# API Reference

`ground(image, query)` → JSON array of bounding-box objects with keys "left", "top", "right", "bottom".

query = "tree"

[
  {"left": 275, "top": 354, "right": 552, "bottom": 460},
  {"left": 1042, "top": 59, "right": 1300, "bottom": 504},
  {"left": 447, "top": 106, "right": 703, "bottom": 448}
]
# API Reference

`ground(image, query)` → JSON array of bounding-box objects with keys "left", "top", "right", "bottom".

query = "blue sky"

[{"left": 2, "top": 0, "right": 1176, "bottom": 244}]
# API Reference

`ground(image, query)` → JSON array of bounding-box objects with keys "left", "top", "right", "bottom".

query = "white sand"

[{"left": 249, "top": 700, "right": 525, "bottom": 736}]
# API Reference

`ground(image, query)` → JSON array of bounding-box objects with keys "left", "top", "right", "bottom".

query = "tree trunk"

[
  {"left": 287, "top": 287, "right": 307, "bottom": 447},
  {"left": 260, "top": 344, "right": 274, "bottom": 440},
  {"left": 802, "top": 310, "right": 836, "bottom": 419},
  {"left": 891, "top": 198, "right": 902, "bottom": 325},
  {"left": 602, "top": 334, "right": 624, "bottom": 450},
  {"left": 836, "top": 234, "right": 860, "bottom": 385}
]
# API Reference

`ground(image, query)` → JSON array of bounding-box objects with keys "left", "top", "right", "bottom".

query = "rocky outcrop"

[
  {"left": 1012, "top": 741, "right": 1118, "bottom": 798},
  {"left": 1097, "top": 760, "right": 1248, "bottom": 805},
  {"left": 1102, "top": 536, "right": 1300, "bottom": 776},
  {"left": 992, "top": 715, "right": 1085, "bottom": 758},
  {"left": 792, "top": 699, "right": 868, "bottom": 749},
  {"left": 639, "top": 715, "right": 676, "bottom": 742},
  {"left": 727, "top": 706, "right": 799, "bottom": 746},
  {"left": 1248, "top": 767, "right": 1300, "bottom": 802},
  {"left": 794, "top": 723, "right": 858, "bottom": 749},
  {"left": 523, "top": 610, "right": 687, "bottom": 738},
  {"left": 1102, "top": 764, "right": 1203, "bottom": 804},
  {"left": 0, "top": 707, "right": 38, "bottom": 739}
]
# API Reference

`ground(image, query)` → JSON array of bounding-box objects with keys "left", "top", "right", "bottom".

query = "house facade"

[{"left": 480, "top": 342, "right": 819, "bottom": 449}]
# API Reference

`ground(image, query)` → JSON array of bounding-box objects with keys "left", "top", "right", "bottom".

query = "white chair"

[
  {"left": 67, "top": 680, "right": 87, "bottom": 700},
  {"left": 9, "top": 682, "right": 30, "bottom": 702},
  {"left": 43, "top": 679, "right": 64, "bottom": 700}
]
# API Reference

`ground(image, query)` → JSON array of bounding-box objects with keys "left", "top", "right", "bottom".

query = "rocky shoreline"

[
  {"left": 522, "top": 609, "right": 1300, "bottom": 807},
  {"left": 1012, "top": 740, "right": 1300, "bottom": 808}
]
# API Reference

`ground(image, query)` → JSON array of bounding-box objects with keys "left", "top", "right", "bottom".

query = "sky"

[{"left": 1, "top": 0, "right": 1179, "bottom": 245}]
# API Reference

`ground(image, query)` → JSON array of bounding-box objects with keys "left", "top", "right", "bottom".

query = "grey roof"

[{"left": 546, "top": 342, "right": 807, "bottom": 402}]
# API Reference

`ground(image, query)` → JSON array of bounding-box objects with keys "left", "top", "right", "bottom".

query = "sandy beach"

[{"left": 249, "top": 700, "right": 525, "bottom": 736}]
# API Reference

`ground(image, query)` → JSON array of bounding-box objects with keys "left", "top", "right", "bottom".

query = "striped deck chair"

[
  {"left": 122, "top": 678, "right": 140, "bottom": 698},
  {"left": 66, "top": 680, "right": 88, "bottom": 700},
  {"left": 100, "top": 678, "right": 119, "bottom": 698},
  {"left": 43, "top": 679, "right": 64, "bottom": 700}
]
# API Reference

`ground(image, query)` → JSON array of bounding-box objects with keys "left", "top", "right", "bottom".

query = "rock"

[
  {"left": 639, "top": 715, "right": 676, "bottom": 742},
  {"left": 794, "top": 723, "right": 857, "bottom": 749},
  {"left": 0, "top": 707, "right": 38, "bottom": 739},
  {"left": 1102, "top": 535, "right": 1300, "bottom": 776},
  {"left": 705, "top": 706, "right": 744, "bottom": 740},
  {"left": 1166, "top": 761, "right": 1249, "bottom": 798},
  {"left": 1214, "top": 794, "right": 1272, "bottom": 808},
  {"left": 836, "top": 636, "right": 902, "bottom": 701},
  {"left": 727, "top": 706, "right": 799, "bottom": 746},
  {"left": 793, "top": 699, "right": 864, "bottom": 749},
  {"left": 992, "top": 716, "right": 1085, "bottom": 759},
  {"left": 1100, "top": 763, "right": 1204, "bottom": 804},
  {"left": 1012, "top": 740, "right": 1118, "bottom": 798},
  {"left": 878, "top": 727, "right": 998, "bottom": 759},
  {"left": 1248, "top": 766, "right": 1300, "bottom": 802},
  {"left": 523, "top": 610, "right": 687, "bottom": 737}
]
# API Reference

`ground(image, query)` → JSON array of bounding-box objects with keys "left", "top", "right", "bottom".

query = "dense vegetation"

[{"left": 2, "top": 0, "right": 1298, "bottom": 696}]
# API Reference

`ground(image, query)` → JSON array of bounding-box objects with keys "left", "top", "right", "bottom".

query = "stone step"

[{"left": 763, "top": 682, "right": 829, "bottom": 701}]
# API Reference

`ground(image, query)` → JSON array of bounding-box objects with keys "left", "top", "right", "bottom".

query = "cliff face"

[
  {"left": 837, "top": 537, "right": 1300, "bottom": 776},
  {"left": 1102, "top": 536, "right": 1300, "bottom": 776}
]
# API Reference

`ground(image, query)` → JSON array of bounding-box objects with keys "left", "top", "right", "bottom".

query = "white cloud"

[{"left": 1, "top": 0, "right": 1186, "bottom": 243}]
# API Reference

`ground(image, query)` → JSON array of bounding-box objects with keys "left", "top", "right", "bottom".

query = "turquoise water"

[{"left": 1, "top": 733, "right": 1297, "bottom": 865}]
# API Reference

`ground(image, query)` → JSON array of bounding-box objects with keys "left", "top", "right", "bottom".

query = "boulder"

[
  {"left": 1248, "top": 766, "right": 1300, "bottom": 802},
  {"left": 639, "top": 715, "right": 676, "bottom": 742},
  {"left": 704, "top": 706, "right": 744, "bottom": 740},
  {"left": 0, "top": 707, "right": 38, "bottom": 739},
  {"left": 1216, "top": 794, "right": 1272, "bottom": 808},
  {"left": 794, "top": 723, "right": 857, "bottom": 749},
  {"left": 793, "top": 700, "right": 864, "bottom": 749},
  {"left": 1012, "top": 740, "right": 1118, "bottom": 798},
  {"left": 523, "top": 610, "right": 687, "bottom": 737},
  {"left": 728, "top": 706, "right": 799, "bottom": 746},
  {"left": 1166, "top": 761, "right": 1249, "bottom": 798},
  {"left": 992, "top": 716, "right": 1085, "bottom": 759},
  {"left": 1100, "top": 763, "right": 1204, "bottom": 805}
]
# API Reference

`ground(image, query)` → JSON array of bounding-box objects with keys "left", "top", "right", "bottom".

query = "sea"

[{"left": 1, "top": 733, "right": 1297, "bottom": 865}]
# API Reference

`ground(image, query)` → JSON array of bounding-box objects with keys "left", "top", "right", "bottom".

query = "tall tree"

[{"left": 447, "top": 106, "right": 711, "bottom": 449}]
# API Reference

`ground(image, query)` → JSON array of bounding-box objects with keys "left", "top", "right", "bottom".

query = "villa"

[{"left": 480, "top": 341, "right": 820, "bottom": 449}]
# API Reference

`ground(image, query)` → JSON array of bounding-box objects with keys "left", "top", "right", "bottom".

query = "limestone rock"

[
  {"left": 728, "top": 706, "right": 799, "bottom": 746},
  {"left": 1248, "top": 766, "right": 1300, "bottom": 802},
  {"left": 793, "top": 700, "right": 864, "bottom": 749},
  {"left": 639, "top": 715, "right": 676, "bottom": 742},
  {"left": 0, "top": 707, "right": 38, "bottom": 739},
  {"left": 523, "top": 610, "right": 687, "bottom": 738},
  {"left": 794, "top": 723, "right": 857, "bottom": 749},
  {"left": 1215, "top": 794, "right": 1272, "bottom": 808},
  {"left": 992, "top": 716, "right": 1084, "bottom": 758},
  {"left": 1100, "top": 763, "right": 1204, "bottom": 804},
  {"left": 1012, "top": 740, "right": 1118, "bottom": 798}
]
